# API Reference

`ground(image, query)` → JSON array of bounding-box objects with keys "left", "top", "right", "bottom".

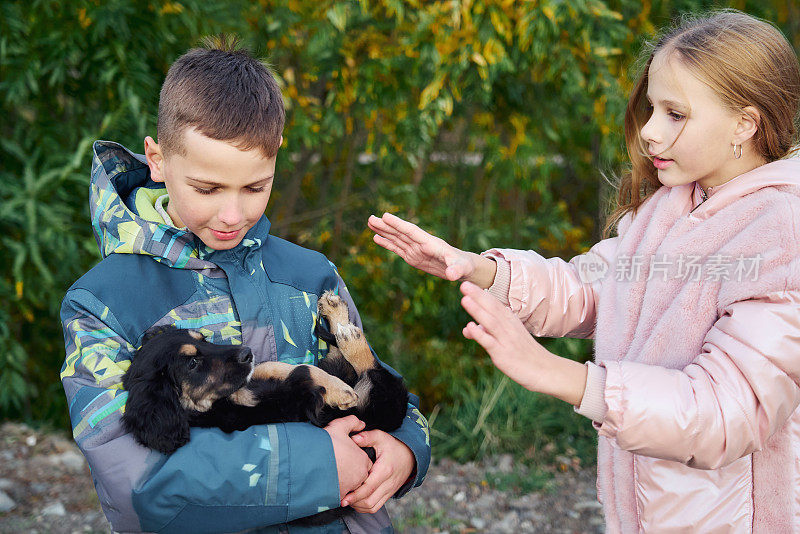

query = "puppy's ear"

[
  {"left": 140, "top": 324, "right": 177, "bottom": 347},
  {"left": 122, "top": 337, "right": 190, "bottom": 454}
]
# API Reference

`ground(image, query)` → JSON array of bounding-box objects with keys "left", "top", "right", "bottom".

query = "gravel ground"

[{"left": 0, "top": 422, "right": 604, "bottom": 533}]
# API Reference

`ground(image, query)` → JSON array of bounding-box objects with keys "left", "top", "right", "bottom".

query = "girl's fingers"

[
  {"left": 370, "top": 216, "right": 420, "bottom": 249},
  {"left": 459, "top": 284, "right": 507, "bottom": 329},
  {"left": 463, "top": 321, "right": 497, "bottom": 350},
  {"left": 381, "top": 213, "right": 438, "bottom": 244},
  {"left": 373, "top": 234, "right": 404, "bottom": 256},
  {"left": 460, "top": 295, "right": 501, "bottom": 332}
]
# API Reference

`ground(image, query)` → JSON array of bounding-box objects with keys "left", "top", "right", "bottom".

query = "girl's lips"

[
  {"left": 653, "top": 157, "right": 674, "bottom": 170},
  {"left": 210, "top": 229, "right": 240, "bottom": 240}
]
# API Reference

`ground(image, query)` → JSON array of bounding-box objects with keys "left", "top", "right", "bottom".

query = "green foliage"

[{"left": 1, "top": 1, "right": 797, "bottom": 475}]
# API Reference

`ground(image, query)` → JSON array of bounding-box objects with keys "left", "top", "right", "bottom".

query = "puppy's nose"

[{"left": 238, "top": 348, "right": 253, "bottom": 364}]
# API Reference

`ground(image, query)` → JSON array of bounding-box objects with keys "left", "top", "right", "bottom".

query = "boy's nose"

[{"left": 218, "top": 198, "right": 244, "bottom": 226}]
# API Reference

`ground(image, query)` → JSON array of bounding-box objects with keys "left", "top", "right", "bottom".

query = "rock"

[
  {"left": 495, "top": 454, "right": 514, "bottom": 473},
  {"left": 48, "top": 451, "right": 86, "bottom": 473},
  {"left": 574, "top": 499, "right": 603, "bottom": 511},
  {"left": 497, "top": 510, "right": 519, "bottom": 530},
  {"left": 510, "top": 494, "right": 540, "bottom": 510},
  {"left": 0, "top": 479, "right": 12, "bottom": 491},
  {"left": 470, "top": 517, "right": 486, "bottom": 530},
  {"left": 25, "top": 435, "right": 37, "bottom": 447},
  {"left": 30, "top": 482, "right": 49, "bottom": 494},
  {"left": 41, "top": 502, "right": 66, "bottom": 516},
  {"left": 473, "top": 494, "right": 496, "bottom": 509},
  {"left": 0, "top": 490, "right": 16, "bottom": 513}
]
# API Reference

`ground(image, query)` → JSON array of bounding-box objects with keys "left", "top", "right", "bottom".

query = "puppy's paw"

[
  {"left": 318, "top": 291, "right": 349, "bottom": 326},
  {"left": 322, "top": 378, "right": 359, "bottom": 410}
]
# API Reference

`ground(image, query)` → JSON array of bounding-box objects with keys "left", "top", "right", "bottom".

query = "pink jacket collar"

[{"left": 690, "top": 158, "right": 800, "bottom": 219}]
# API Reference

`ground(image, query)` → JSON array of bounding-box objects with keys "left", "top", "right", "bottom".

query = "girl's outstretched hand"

[
  {"left": 368, "top": 213, "right": 497, "bottom": 287},
  {"left": 459, "top": 281, "right": 588, "bottom": 406}
]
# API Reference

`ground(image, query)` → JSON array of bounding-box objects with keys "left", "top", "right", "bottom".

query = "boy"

[{"left": 60, "top": 39, "right": 430, "bottom": 533}]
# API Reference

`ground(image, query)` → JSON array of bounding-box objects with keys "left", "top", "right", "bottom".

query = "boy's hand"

[
  {"left": 325, "top": 416, "right": 373, "bottom": 499},
  {"left": 368, "top": 213, "right": 497, "bottom": 288},
  {"left": 340, "top": 430, "right": 415, "bottom": 514}
]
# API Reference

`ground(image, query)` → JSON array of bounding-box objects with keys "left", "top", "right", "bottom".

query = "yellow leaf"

[
  {"left": 471, "top": 52, "right": 487, "bottom": 67},
  {"left": 419, "top": 73, "right": 446, "bottom": 109},
  {"left": 159, "top": 2, "right": 184, "bottom": 15},
  {"left": 15, "top": 281, "right": 22, "bottom": 299},
  {"left": 78, "top": 7, "right": 92, "bottom": 28}
]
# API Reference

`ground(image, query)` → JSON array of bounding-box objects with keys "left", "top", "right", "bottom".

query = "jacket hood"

[
  {"left": 691, "top": 158, "right": 800, "bottom": 219},
  {"left": 89, "top": 140, "right": 267, "bottom": 269}
]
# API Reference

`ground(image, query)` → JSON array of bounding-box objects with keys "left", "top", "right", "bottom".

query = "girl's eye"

[
  {"left": 188, "top": 357, "right": 199, "bottom": 370},
  {"left": 668, "top": 111, "right": 685, "bottom": 121}
]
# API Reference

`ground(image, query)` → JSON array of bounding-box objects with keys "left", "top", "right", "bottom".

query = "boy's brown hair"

[{"left": 157, "top": 35, "right": 285, "bottom": 158}]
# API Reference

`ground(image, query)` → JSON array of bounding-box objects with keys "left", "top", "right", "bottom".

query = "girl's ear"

[{"left": 733, "top": 106, "right": 761, "bottom": 145}]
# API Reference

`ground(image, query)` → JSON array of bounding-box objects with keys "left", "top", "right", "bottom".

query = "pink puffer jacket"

[{"left": 484, "top": 159, "right": 800, "bottom": 533}]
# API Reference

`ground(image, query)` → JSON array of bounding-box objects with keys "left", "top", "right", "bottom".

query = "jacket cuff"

[
  {"left": 388, "top": 406, "right": 431, "bottom": 498},
  {"left": 574, "top": 362, "right": 608, "bottom": 423},
  {"left": 482, "top": 252, "right": 511, "bottom": 306},
  {"left": 284, "top": 423, "right": 342, "bottom": 521}
]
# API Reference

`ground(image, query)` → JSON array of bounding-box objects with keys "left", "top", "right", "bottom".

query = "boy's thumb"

[
  {"left": 340, "top": 415, "right": 365, "bottom": 433},
  {"left": 352, "top": 430, "right": 378, "bottom": 446}
]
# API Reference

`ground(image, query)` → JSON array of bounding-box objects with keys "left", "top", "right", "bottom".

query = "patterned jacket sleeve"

[
  {"left": 61, "top": 288, "right": 341, "bottom": 533},
  {"left": 336, "top": 277, "right": 431, "bottom": 496}
]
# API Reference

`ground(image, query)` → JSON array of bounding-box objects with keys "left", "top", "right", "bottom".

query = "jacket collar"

[
  {"left": 688, "top": 158, "right": 800, "bottom": 220},
  {"left": 89, "top": 140, "right": 268, "bottom": 269}
]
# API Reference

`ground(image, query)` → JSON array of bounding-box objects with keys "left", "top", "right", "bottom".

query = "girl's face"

[{"left": 639, "top": 50, "right": 744, "bottom": 189}]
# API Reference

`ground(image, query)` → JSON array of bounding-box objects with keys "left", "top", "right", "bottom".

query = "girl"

[{"left": 368, "top": 10, "right": 800, "bottom": 532}]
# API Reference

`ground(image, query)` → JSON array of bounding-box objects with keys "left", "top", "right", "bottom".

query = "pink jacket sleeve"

[
  {"left": 598, "top": 290, "right": 800, "bottom": 470},
  {"left": 483, "top": 236, "right": 620, "bottom": 339}
]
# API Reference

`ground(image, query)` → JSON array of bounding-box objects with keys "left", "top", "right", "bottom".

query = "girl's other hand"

[
  {"left": 367, "top": 213, "right": 497, "bottom": 288},
  {"left": 459, "top": 282, "right": 588, "bottom": 406}
]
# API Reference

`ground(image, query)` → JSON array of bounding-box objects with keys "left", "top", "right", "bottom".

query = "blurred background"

[{"left": 1, "top": 0, "right": 797, "bottom": 492}]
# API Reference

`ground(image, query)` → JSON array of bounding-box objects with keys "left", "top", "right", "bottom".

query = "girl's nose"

[{"left": 640, "top": 113, "right": 659, "bottom": 145}]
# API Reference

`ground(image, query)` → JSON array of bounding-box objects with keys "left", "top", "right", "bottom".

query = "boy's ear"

[
  {"left": 144, "top": 136, "right": 166, "bottom": 183},
  {"left": 733, "top": 106, "right": 761, "bottom": 146}
]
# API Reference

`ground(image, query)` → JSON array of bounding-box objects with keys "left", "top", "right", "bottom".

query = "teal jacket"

[{"left": 60, "top": 141, "right": 430, "bottom": 533}]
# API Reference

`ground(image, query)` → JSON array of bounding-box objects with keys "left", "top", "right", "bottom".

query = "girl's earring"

[{"left": 733, "top": 144, "right": 742, "bottom": 159}]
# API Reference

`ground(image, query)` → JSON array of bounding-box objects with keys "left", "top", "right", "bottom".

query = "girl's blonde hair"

[{"left": 604, "top": 10, "right": 800, "bottom": 237}]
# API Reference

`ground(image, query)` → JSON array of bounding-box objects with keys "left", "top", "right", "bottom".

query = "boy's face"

[{"left": 144, "top": 128, "right": 278, "bottom": 250}]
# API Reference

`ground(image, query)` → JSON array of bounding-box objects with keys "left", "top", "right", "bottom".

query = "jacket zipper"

[{"left": 689, "top": 184, "right": 708, "bottom": 214}]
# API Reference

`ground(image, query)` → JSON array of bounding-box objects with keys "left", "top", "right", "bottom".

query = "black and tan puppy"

[{"left": 121, "top": 289, "right": 408, "bottom": 455}]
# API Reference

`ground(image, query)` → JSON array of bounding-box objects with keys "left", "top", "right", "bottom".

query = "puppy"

[{"left": 121, "top": 291, "right": 409, "bottom": 525}]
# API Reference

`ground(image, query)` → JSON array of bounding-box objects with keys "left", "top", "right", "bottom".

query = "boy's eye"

[
  {"left": 193, "top": 187, "right": 215, "bottom": 195},
  {"left": 246, "top": 186, "right": 266, "bottom": 193}
]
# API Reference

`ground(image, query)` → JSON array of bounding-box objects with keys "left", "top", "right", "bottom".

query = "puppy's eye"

[{"left": 188, "top": 357, "right": 199, "bottom": 370}]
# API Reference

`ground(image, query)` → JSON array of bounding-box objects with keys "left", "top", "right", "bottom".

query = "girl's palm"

[{"left": 367, "top": 213, "right": 474, "bottom": 281}]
